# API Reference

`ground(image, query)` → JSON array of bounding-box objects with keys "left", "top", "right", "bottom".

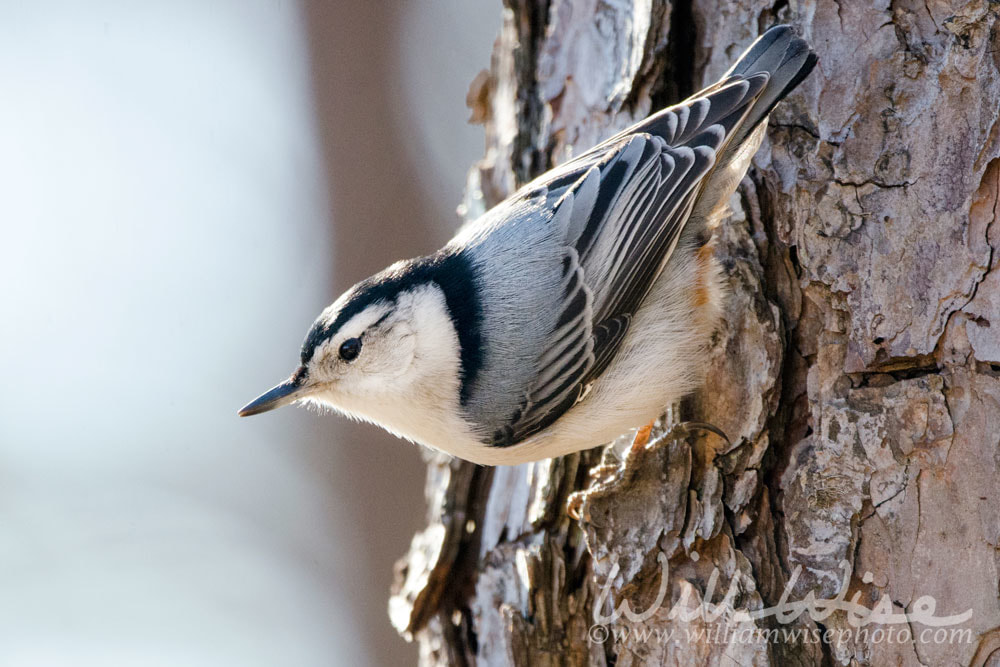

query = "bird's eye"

[{"left": 338, "top": 337, "right": 362, "bottom": 361}]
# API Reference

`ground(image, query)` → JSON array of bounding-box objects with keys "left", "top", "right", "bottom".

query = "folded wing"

[{"left": 490, "top": 75, "right": 772, "bottom": 447}]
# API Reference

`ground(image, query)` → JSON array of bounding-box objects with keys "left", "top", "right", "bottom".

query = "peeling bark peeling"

[{"left": 391, "top": 2, "right": 1000, "bottom": 664}]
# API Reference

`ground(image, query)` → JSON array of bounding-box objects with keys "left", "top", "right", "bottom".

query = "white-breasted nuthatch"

[{"left": 239, "top": 25, "right": 817, "bottom": 466}]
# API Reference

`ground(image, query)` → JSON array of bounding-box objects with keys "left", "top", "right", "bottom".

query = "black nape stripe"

[
  {"left": 429, "top": 252, "right": 484, "bottom": 405},
  {"left": 299, "top": 250, "right": 484, "bottom": 405}
]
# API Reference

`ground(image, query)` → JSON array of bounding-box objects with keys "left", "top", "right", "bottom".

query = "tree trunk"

[{"left": 390, "top": 2, "right": 1000, "bottom": 665}]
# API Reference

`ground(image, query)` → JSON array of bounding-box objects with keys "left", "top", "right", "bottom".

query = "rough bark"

[{"left": 390, "top": 2, "right": 1000, "bottom": 665}]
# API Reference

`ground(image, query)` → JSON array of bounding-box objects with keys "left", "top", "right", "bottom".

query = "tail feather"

[
  {"left": 681, "top": 25, "right": 817, "bottom": 229},
  {"left": 724, "top": 25, "right": 818, "bottom": 141}
]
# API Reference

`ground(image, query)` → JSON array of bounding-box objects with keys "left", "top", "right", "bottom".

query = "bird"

[{"left": 238, "top": 25, "right": 817, "bottom": 466}]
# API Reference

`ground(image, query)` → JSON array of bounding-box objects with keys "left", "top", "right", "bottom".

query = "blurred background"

[{"left": 0, "top": 1, "right": 496, "bottom": 664}]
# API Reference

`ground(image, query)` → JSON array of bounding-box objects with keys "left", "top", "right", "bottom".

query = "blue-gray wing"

[{"left": 491, "top": 76, "right": 769, "bottom": 447}]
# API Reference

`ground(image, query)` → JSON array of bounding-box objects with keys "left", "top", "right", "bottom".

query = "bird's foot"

[
  {"left": 566, "top": 419, "right": 730, "bottom": 522},
  {"left": 566, "top": 419, "right": 657, "bottom": 521},
  {"left": 566, "top": 463, "right": 618, "bottom": 521},
  {"left": 629, "top": 420, "right": 654, "bottom": 456}
]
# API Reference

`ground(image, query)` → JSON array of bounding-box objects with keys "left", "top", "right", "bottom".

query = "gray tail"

[{"left": 725, "top": 25, "right": 817, "bottom": 140}]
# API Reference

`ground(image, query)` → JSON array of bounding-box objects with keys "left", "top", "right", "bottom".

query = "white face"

[
  {"left": 300, "top": 284, "right": 466, "bottom": 438},
  {"left": 239, "top": 281, "right": 474, "bottom": 450},
  {"left": 304, "top": 300, "right": 417, "bottom": 401}
]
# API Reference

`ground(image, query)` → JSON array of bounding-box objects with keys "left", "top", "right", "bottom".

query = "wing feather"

[{"left": 490, "top": 75, "right": 769, "bottom": 447}]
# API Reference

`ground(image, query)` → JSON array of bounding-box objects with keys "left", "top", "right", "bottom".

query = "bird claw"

[
  {"left": 664, "top": 420, "right": 732, "bottom": 450},
  {"left": 565, "top": 419, "right": 731, "bottom": 522},
  {"left": 566, "top": 461, "right": 620, "bottom": 520}
]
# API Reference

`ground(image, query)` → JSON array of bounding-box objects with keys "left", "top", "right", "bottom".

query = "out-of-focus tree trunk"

[{"left": 390, "top": 2, "right": 1000, "bottom": 664}]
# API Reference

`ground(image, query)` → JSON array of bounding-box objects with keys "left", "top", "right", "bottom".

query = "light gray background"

[{"left": 0, "top": 1, "right": 497, "bottom": 664}]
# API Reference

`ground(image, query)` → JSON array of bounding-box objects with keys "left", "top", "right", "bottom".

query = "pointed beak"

[{"left": 238, "top": 367, "right": 310, "bottom": 417}]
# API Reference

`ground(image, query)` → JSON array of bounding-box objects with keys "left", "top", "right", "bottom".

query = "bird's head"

[{"left": 238, "top": 257, "right": 470, "bottom": 437}]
